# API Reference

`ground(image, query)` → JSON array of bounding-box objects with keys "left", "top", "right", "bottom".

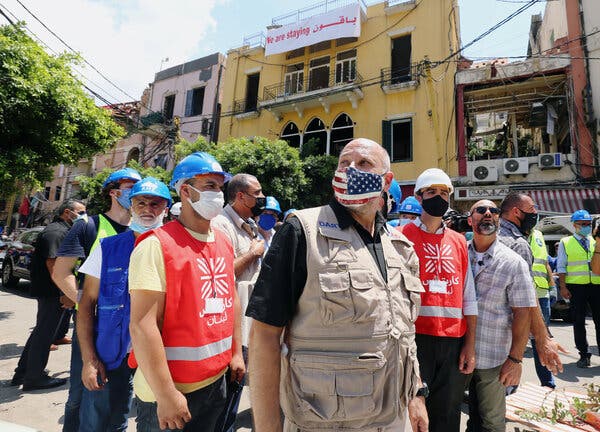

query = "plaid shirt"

[{"left": 469, "top": 239, "right": 537, "bottom": 369}]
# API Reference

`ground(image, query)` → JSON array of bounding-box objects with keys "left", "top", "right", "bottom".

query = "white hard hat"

[
  {"left": 170, "top": 202, "right": 182, "bottom": 216},
  {"left": 414, "top": 168, "right": 453, "bottom": 195}
]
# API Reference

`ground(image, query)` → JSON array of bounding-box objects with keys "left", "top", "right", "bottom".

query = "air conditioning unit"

[
  {"left": 502, "top": 157, "right": 529, "bottom": 175},
  {"left": 538, "top": 152, "right": 563, "bottom": 169},
  {"left": 468, "top": 160, "right": 498, "bottom": 183}
]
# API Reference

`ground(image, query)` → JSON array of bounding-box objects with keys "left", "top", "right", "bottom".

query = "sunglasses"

[
  {"left": 473, "top": 206, "right": 500, "bottom": 215},
  {"left": 70, "top": 210, "right": 86, "bottom": 215}
]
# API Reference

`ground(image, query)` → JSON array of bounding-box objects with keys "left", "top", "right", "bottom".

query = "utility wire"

[
  {"left": 434, "top": 0, "right": 541, "bottom": 66},
  {"left": 13, "top": 0, "right": 138, "bottom": 102}
]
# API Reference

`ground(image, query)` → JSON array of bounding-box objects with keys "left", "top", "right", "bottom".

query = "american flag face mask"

[{"left": 332, "top": 166, "right": 385, "bottom": 208}]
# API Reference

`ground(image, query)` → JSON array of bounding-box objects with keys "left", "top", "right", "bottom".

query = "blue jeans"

[
  {"left": 136, "top": 374, "right": 227, "bottom": 432},
  {"left": 79, "top": 356, "right": 134, "bottom": 432},
  {"left": 532, "top": 297, "right": 556, "bottom": 388},
  {"left": 63, "top": 324, "right": 84, "bottom": 432}
]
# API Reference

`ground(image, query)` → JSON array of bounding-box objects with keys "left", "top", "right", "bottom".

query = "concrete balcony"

[
  {"left": 380, "top": 64, "right": 420, "bottom": 94},
  {"left": 259, "top": 69, "right": 364, "bottom": 120}
]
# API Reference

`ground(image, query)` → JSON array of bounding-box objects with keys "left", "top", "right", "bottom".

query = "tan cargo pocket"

[
  {"left": 318, "top": 272, "right": 354, "bottom": 325},
  {"left": 402, "top": 272, "right": 424, "bottom": 321},
  {"left": 348, "top": 270, "right": 378, "bottom": 322},
  {"left": 289, "top": 351, "right": 391, "bottom": 422}
]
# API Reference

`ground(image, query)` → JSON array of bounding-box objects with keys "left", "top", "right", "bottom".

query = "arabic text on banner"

[{"left": 265, "top": 3, "right": 361, "bottom": 56}]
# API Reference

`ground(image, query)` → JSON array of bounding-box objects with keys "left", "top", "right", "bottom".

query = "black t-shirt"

[
  {"left": 56, "top": 214, "right": 129, "bottom": 288},
  {"left": 246, "top": 200, "right": 388, "bottom": 327},
  {"left": 30, "top": 219, "right": 71, "bottom": 298}
]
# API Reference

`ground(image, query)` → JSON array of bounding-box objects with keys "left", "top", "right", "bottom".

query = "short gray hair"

[{"left": 227, "top": 174, "right": 258, "bottom": 203}]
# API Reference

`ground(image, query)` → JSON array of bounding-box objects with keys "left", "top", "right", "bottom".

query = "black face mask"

[
  {"left": 517, "top": 209, "right": 538, "bottom": 235},
  {"left": 421, "top": 195, "right": 449, "bottom": 218},
  {"left": 251, "top": 197, "right": 267, "bottom": 217}
]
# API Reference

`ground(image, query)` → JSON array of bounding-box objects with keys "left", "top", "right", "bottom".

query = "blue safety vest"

[{"left": 94, "top": 230, "right": 135, "bottom": 371}]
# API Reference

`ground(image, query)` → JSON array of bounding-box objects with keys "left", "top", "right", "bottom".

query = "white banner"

[{"left": 265, "top": 3, "right": 361, "bottom": 56}]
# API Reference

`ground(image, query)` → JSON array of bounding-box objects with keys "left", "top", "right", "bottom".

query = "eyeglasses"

[
  {"left": 473, "top": 206, "right": 500, "bottom": 215},
  {"left": 70, "top": 210, "right": 86, "bottom": 215}
]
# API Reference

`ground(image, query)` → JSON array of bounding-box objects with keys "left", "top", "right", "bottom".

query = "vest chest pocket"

[
  {"left": 288, "top": 350, "right": 393, "bottom": 423},
  {"left": 318, "top": 270, "right": 377, "bottom": 325}
]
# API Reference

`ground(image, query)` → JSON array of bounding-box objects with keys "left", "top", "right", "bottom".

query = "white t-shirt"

[{"left": 78, "top": 243, "right": 103, "bottom": 279}]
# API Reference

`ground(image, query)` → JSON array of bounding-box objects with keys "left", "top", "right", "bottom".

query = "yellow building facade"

[{"left": 219, "top": 0, "right": 459, "bottom": 187}]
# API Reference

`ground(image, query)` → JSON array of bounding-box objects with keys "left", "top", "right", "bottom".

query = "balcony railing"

[
  {"left": 271, "top": 0, "right": 367, "bottom": 26},
  {"left": 263, "top": 69, "right": 363, "bottom": 102},
  {"left": 380, "top": 64, "right": 421, "bottom": 87},
  {"left": 242, "top": 32, "right": 266, "bottom": 49},
  {"left": 232, "top": 98, "right": 260, "bottom": 114}
]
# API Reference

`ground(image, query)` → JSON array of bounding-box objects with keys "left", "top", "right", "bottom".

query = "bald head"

[{"left": 338, "top": 138, "right": 391, "bottom": 173}]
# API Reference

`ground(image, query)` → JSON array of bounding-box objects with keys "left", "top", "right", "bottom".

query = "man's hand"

[
  {"left": 81, "top": 358, "right": 107, "bottom": 391},
  {"left": 408, "top": 396, "right": 429, "bottom": 431},
  {"left": 499, "top": 359, "right": 522, "bottom": 387},
  {"left": 559, "top": 286, "right": 571, "bottom": 300},
  {"left": 249, "top": 238, "right": 265, "bottom": 258},
  {"left": 458, "top": 343, "right": 475, "bottom": 375},
  {"left": 535, "top": 336, "right": 567, "bottom": 374},
  {"left": 229, "top": 352, "right": 246, "bottom": 383},
  {"left": 59, "top": 295, "right": 75, "bottom": 309},
  {"left": 157, "top": 389, "right": 191, "bottom": 430}
]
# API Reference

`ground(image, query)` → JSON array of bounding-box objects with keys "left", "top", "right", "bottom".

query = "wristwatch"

[{"left": 416, "top": 382, "right": 429, "bottom": 398}]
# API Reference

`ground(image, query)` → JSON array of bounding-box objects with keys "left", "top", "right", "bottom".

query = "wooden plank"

[{"left": 506, "top": 382, "right": 597, "bottom": 432}]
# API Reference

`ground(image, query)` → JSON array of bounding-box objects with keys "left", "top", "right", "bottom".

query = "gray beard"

[{"left": 476, "top": 221, "right": 497, "bottom": 236}]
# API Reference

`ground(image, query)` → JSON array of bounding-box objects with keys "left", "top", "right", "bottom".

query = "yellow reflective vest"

[
  {"left": 529, "top": 229, "right": 549, "bottom": 296},
  {"left": 561, "top": 235, "right": 600, "bottom": 285}
]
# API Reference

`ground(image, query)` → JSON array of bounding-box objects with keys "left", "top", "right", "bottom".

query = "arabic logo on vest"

[
  {"left": 423, "top": 243, "right": 456, "bottom": 274},
  {"left": 196, "top": 257, "right": 229, "bottom": 299}
]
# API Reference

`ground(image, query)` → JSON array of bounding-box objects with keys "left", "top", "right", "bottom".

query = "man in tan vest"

[{"left": 247, "top": 138, "right": 428, "bottom": 432}]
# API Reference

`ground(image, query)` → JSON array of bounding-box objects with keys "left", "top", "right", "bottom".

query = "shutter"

[
  {"left": 184, "top": 90, "right": 193, "bottom": 117},
  {"left": 382, "top": 120, "right": 392, "bottom": 159}
]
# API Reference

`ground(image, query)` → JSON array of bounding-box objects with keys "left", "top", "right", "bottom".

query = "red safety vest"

[
  {"left": 399, "top": 223, "right": 467, "bottom": 338},
  {"left": 129, "top": 220, "right": 235, "bottom": 383}
]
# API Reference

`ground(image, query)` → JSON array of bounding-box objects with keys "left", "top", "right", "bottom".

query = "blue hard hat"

[
  {"left": 129, "top": 177, "right": 172, "bottom": 207},
  {"left": 170, "top": 152, "right": 232, "bottom": 193},
  {"left": 399, "top": 196, "right": 422, "bottom": 216},
  {"left": 571, "top": 209, "right": 592, "bottom": 222},
  {"left": 102, "top": 167, "right": 142, "bottom": 188},
  {"left": 388, "top": 180, "right": 402, "bottom": 213},
  {"left": 264, "top": 196, "right": 282, "bottom": 215},
  {"left": 284, "top": 208, "right": 297, "bottom": 220}
]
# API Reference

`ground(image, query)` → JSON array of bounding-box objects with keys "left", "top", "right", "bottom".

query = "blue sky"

[{"left": 1, "top": 0, "right": 548, "bottom": 102}]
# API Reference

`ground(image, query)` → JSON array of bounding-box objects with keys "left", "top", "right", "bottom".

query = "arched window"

[
  {"left": 280, "top": 122, "right": 300, "bottom": 148},
  {"left": 330, "top": 113, "right": 354, "bottom": 156},
  {"left": 303, "top": 118, "right": 327, "bottom": 155},
  {"left": 126, "top": 147, "right": 140, "bottom": 163}
]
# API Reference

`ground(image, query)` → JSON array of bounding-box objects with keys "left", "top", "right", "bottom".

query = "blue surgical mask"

[
  {"left": 399, "top": 218, "right": 412, "bottom": 226},
  {"left": 129, "top": 213, "right": 163, "bottom": 234},
  {"left": 258, "top": 213, "right": 277, "bottom": 231},
  {"left": 579, "top": 225, "right": 592, "bottom": 237},
  {"left": 116, "top": 188, "right": 132, "bottom": 210}
]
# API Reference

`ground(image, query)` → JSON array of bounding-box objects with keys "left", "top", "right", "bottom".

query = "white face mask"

[
  {"left": 186, "top": 185, "right": 224, "bottom": 220},
  {"left": 130, "top": 212, "right": 163, "bottom": 233}
]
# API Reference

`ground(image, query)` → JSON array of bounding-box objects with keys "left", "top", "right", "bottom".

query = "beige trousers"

[{"left": 282, "top": 409, "right": 412, "bottom": 432}]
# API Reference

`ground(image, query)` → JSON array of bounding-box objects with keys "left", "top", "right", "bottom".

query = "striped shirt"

[{"left": 469, "top": 239, "right": 537, "bottom": 369}]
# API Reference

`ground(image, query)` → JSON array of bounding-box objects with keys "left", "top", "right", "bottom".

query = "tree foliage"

[
  {"left": 0, "top": 23, "right": 124, "bottom": 196},
  {"left": 174, "top": 136, "right": 309, "bottom": 209}
]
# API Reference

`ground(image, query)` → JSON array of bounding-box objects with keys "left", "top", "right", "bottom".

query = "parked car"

[
  {"left": 0, "top": 240, "right": 7, "bottom": 268},
  {"left": 1, "top": 226, "right": 44, "bottom": 288}
]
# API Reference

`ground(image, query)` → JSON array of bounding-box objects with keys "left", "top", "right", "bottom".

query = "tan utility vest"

[{"left": 281, "top": 205, "right": 424, "bottom": 431}]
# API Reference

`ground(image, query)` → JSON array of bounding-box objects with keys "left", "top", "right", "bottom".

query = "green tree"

[
  {"left": 298, "top": 154, "right": 338, "bottom": 208},
  {"left": 75, "top": 162, "right": 171, "bottom": 215},
  {"left": 173, "top": 135, "right": 340, "bottom": 210},
  {"left": 0, "top": 24, "right": 124, "bottom": 196}
]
